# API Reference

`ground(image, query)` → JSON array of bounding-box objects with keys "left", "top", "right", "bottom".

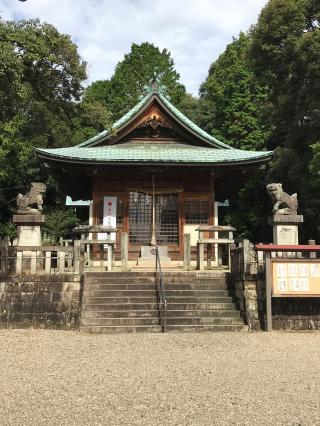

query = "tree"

[
  {"left": 197, "top": 33, "right": 272, "bottom": 242},
  {"left": 42, "top": 209, "right": 78, "bottom": 244},
  {"left": 249, "top": 0, "right": 320, "bottom": 241},
  {"left": 84, "top": 42, "right": 186, "bottom": 121},
  {"left": 199, "top": 32, "right": 270, "bottom": 150},
  {"left": 0, "top": 18, "right": 110, "bottom": 221}
]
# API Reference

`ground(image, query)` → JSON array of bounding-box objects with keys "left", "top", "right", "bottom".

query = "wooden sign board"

[{"left": 272, "top": 259, "right": 320, "bottom": 297}]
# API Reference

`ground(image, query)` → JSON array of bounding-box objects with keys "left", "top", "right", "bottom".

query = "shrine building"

[{"left": 36, "top": 79, "right": 272, "bottom": 264}]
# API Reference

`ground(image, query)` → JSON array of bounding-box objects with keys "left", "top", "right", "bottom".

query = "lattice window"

[
  {"left": 156, "top": 195, "right": 179, "bottom": 244},
  {"left": 129, "top": 192, "right": 179, "bottom": 244},
  {"left": 185, "top": 199, "right": 209, "bottom": 224},
  {"left": 129, "top": 192, "right": 152, "bottom": 243}
]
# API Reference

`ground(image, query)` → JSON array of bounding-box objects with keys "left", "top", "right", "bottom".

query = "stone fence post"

[
  {"left": 74, "top": 240, "right": 84, "bottom": 275},
  {"left": 0, "top": 237, "right": 9, "bottom": 274},
  {"left": 231, "top": 239, "right": 261, "bottom": 331}
]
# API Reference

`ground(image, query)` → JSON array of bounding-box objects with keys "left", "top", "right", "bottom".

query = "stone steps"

[
  {"left": 165, "top": 317, "right": 244, "bottom": 326},
  {"left": 86, "top": 283, "right": 227, "bottom": 290},
  {"left": 82, "top": 290, "right": 158, "bottom": 298},
  {"left": 80, "top": 272, "right": 245, "bottom": 334},
  {"left": 82, "top": 289, "right": 230, "bottom": 298},
  {"left": 81, "top": 310, "right": 160, "bottom": 318},
  {"left": 81, "top": 316, "right": 243, "bottom": 327},
  {"left": 81, "top": 317, "right": 161, "bottom": 326},
  {"left": 82, "top": 303, "right": 159, "bottom": 311},
  {"left": 166, "top": 324, "right": 248, "bottom": 332},
  {"left": 81, "top": 309, "right": 240, "bottom": 319},
  {"left": 81, "top": 325, "right": 162, "bottom": 334}
]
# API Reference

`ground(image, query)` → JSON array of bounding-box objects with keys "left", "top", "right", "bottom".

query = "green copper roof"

[
  {"left": 157, "top": 93, "right": 230, "bottom": 149},
  {"left": 36, "top": 80, "right": 273, "bottom": 167},
  {"left": 77, "top": 92, "right": 154, "bottom": 147},
  {"left": 77, "top": 88, "right": 230, "bottom": 149},
  {"left": 37, "top": 143, "right": 272, "bottom": 165}
]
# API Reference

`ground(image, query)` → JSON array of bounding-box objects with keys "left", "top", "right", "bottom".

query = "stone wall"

[
  {"left": 271, "top": 298, "right": 320, "bottom": 330},
  {"left": 0, "top": 274, "right": 82, "bottom": 329},
  {"left": 230, "top": 273, "right": 263, "bottom": 331}
]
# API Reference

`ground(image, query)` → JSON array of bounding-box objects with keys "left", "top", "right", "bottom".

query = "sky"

[{"left": 0, "top": 0, "right": 268, "bottom": 95}]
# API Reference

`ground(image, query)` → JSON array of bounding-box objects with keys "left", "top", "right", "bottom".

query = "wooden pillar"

[
  {"left": 265, "top": 252, "right": 272, "bottom": 332},
  {"left": 150, "top": 174, "right": 156, "bottom": 246},
  {"left": 100, "top": 244, "right": 104, "bottom": 268},
  {"left": 121, "top": 232, "right": 128, "bottom": 271},
  {"left": 207, "top": 244, "right": 212, "bottom": 268},
  {"left": 107, "top": 244, "right": 113, "bottom": 271},
  {"left": 183, "top": 234, "right": 191, "bottom": 270},
  {"left": 197, "top": 231, "right": 204, "bottom": 270}
]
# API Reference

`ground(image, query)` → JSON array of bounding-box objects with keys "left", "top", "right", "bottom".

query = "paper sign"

[
  {"left": 310, "top": 264, "right": 320, "bottom": 278},
  {"left": 276, "top": 263, "right": 287, "bottom": 278},
  {"left": 289, "top": 278, "right": 309, "bottom": 292},
  {"left": 288, "top": 263, "right": 299, "bottom": 277},
  {"left": 298, "top": 263, "right": 309, "bottom": 277},
  {"left": 277, "top": 278, "right": 289, "bottom": 291},
  {"left": 98, "top": 196, "right": 117, "bottom": 242}
]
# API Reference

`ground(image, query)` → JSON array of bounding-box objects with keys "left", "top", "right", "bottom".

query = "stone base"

[
  {"left": 16, "top": 225, "right": 41, "bottom": 246},
  {"left": 13, "top": 214, "right": 45, "bottom": 225},
  {"left": 269, "top": 214, "right": 304, "bottom": 245},
  {"left": 13, "top": 215, "right": 44, "bottom": 246},
  {"left": 268, "top": 214, "right": 304, "bottom": 225},
  {"left": 273, "top": 224, "right": 299, "bottom": 245},
  {"left": 137, "top": 246, "right": 172, "bottom": 267}
]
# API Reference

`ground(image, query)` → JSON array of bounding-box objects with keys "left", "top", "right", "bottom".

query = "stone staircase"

[{"left": 80, "top": 272, "right": 247, "bottom": 333}]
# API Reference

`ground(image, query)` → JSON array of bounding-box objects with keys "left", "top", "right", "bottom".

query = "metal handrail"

[{"left": 155, "top": 246, "right": 167, "bottom": 333}]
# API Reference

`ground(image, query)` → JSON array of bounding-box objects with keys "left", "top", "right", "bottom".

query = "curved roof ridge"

[
  {"left": 76, "top": 88, "right": 235, "bottom": 149},
  {"left": 77, "top": 92, "right": 153, "bottom": 147},
  {"left": 158, "top": 93, "right": 231, "bottom": 149}
]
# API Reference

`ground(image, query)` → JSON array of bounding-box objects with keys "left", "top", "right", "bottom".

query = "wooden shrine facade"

[
  {"left": 92, "top": 168, "right": 216, "bottom": 260},
  {"left": 36, "top": 78, "right": 272, "bottom": 262}
]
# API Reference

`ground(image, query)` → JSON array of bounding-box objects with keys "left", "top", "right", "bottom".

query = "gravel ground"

[{"left": 1, "top": 330, "right": 320, "bottom": 426}]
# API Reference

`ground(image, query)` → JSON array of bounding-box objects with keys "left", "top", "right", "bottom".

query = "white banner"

[{"left": 98, "top": 196, "right": 117, "bottom": 242}]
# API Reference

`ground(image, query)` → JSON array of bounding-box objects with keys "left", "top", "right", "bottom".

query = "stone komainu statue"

[
  {"left": 16, "top": 182, "right": 46, "bottom": 215},
  {"left": 266, "top": 183, "right": 298, "bottom": 215}
]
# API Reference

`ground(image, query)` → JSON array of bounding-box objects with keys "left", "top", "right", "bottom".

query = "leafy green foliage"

[
  {"left": 84, "top": 42, "right": 187, "bottom": 121},
  {"left": 197, "top": 33, "right": 271, "bottom": 242},
  {"left": 0, "top": 18, "right": 111, "bottom": 221},
  {"left": 0, "top": 222, "right": 17, "bottom": 244},
  {"left": 43, "top": 209, "right": 78, "bottom": 244},
  {"left": 250, "top": 0, "right": 320, "bottom": 241},
  {"left": 199, "top": 32, "right": 270, "bottom": 150}
]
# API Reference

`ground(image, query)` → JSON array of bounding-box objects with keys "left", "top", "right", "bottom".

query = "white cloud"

[{"left": 0, "top": 0, "right": 268, "bottom": 95}]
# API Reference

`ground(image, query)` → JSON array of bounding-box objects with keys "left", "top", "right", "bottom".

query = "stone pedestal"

[
  {"left": 137, "top": 245, "right": 171, "bottom": 267},
  {"left": 13, "top": 215, "right": 45, "bottom": 246},
  {"left": 268, "top": 214, "right": 304, "bottom": 245}
]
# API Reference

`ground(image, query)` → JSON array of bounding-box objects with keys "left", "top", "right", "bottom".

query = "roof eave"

[{"left": 36, "top": 150, "right": 272, "bottom": 168}]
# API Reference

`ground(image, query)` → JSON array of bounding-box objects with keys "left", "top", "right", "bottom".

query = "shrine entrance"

[{"left": 129, "top": 192, "right": 179, "bottom": 245}]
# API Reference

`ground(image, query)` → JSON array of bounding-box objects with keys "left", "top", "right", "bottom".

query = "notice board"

[{"left": 271, "top": 259, "right": 320, "bottom": 296}]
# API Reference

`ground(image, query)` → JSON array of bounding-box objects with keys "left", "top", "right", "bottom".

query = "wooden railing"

[
  {"left": 0, "top": 232, "right": 129, "bottom": 276},
  {"left": 196, "top": 225, "right": 236, "bottom": 270}
]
